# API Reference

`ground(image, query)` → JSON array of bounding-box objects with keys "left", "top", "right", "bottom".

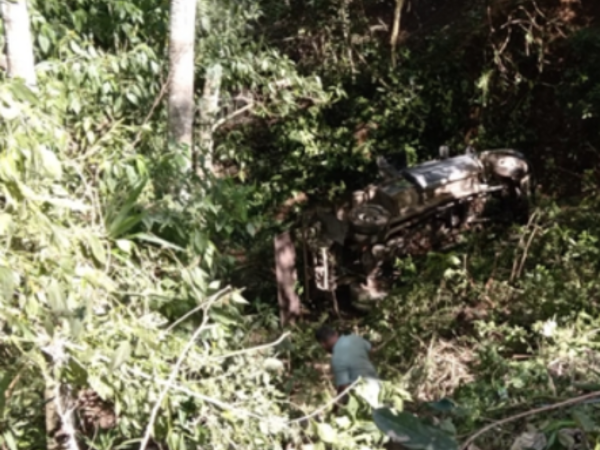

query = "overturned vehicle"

[{"left": 299, "top": 146, "right": 534, "bottom": 306}]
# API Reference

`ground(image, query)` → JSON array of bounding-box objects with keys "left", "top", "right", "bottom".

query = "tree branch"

[
  {"left": 461, "top": 390, "right": 600, "bottom": 449},
  {"left": 138, "top": 288, "right": 227, "bottom": 450}
]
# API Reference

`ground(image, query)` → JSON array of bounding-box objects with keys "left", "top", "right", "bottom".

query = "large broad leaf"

[{"left": 372, "top": 407, "right": 458, "bottom": 450}]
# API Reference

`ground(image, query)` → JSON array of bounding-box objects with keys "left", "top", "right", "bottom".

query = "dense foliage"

[{"left": 0, "top": 0, "right": 599, "bottom": 449}]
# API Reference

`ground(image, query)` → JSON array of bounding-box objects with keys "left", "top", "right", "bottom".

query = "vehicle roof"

[{"left": 403, "top": 154, "right": 482, "bottom": 189}]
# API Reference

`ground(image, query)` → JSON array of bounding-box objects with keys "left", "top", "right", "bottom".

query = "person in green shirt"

[{"left": 315, "top": 325, "right": 381, "bottom": 409}]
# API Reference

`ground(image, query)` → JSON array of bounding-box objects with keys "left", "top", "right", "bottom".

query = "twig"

[
  {"left": 286, "top": 379, "right": 360, "bottom": 424},
  {"left": 516, "top": 225, "right": 539, "bottom": 279},
  {"left": 130, "top": 74, "right": 172, "bottom": 149},
  {"left": 510, "top": 210, "right": 539, "bottom": 282},
  {"left": 130, "top": 45, "right": 192, "bottom": 150},
  {"left": 163, "top": 286, "right": 232, "bottom": 333},
  {"left": 460, "top": 390, "right": 600, "bottom": 449},
  {"left": 128, "top": 367, "right": 267, "bottom": 421},
  {"left": 138, "top": 288, "right": 226, "bottom": 450},
  {"left": 4, "top": 366, "right": 24, "bottom": 403},
  {"left": 211, "top": 332, "right": 290, "bottom": 361},
  {"left": 211, "top": 101, "right": 254, "bottom": 132},
  {"left": 331, "top": 289, "right": 341, "bottom": 319},
  {"left": 129, "top": 368, "right": 360, "bottom": 426}
]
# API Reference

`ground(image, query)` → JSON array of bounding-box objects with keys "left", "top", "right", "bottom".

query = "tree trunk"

[
  {"left": 390, "top": 0, "right": 406, "bottom": 66},
  {"left": 1, "top": 0, "right": 37, "bottom": 86},
  {"left": 274, "top": 231, "right": 301, "bottom": 327},
  {"left": 196, "top": 63, "right": 222, "bottom": 176},
  {"left": 167, "top": 0, "right": 198, "bottom": 171}
]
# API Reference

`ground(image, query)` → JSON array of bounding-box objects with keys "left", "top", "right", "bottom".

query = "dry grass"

[{"left": 404, "top": 337, "right": 476, "bottom": 402}]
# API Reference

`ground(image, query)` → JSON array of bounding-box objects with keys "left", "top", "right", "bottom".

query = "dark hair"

[{"left": 315, "top": 325, "right": 337, "bottom": 343}]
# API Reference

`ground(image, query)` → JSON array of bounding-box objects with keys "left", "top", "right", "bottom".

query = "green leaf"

[
  {"left": 573, "top": 383, "right": 600, "bottom": 392},
  {"left": 0, "top": 266, "right": 15, "bottom": 302},
  {"left": 316, "top": 422, "right": 337, "bottom": 444},
  {"left": 263, "top": 357, "right": 284, "bottom": 372},
  {"left": 37, "top": 146, "right": 63, "bottom": 179},
  {"left": 131, "top": 233, "right": 185, "bottom": 252},
  {"left": 372, "top": 408, "right": 458, "bottom": 450},
  {"left": 10, "top": 81, "right": 38, "bottom": 104},
  {"left": 572, "top": 409, "right": 595, "bottom": 433},
  {"left": 557, "top": 429, "right": 576, "bottom": 448},
  {"left": 0, "top": 213, "right": 12, "bottom": 235},
  {"left": 77, "top": 267, "right": 117, "bottom": 292},
  {"left": 231, "top": 291, "right": 249, "bottom": 305},
  {"left": 438, "top": 418, "right": 456, "bottom": 436},
  {"left": 68, "top": 317, "right": 83, "bottom": 339},
  {"left": 2, "top": 431, "right": 17, "bottom": 450},
  {"left": 109, "top": 213, "right": 145, "bottom": 240},
  {"left": 47, "top": 279, "right": 65, "bottom": 312},
  {"left": 115, "top": 239, "right": 133, "bottom": 254},
  {"left": 0, "top": 369, "right": 16, "bottom": 417},
  {"left": 38, "top": 34, "right": 50, "bottom": 54},
  {"left": 110, "top": 340, "right": 131, "bottom": 371},
  {"left": 345, "top": 395, "right": 359, "bottom": 418},
  {"left": 106, "top": 177, "right": 147, "bottom": 239},
  {"left": 209, "top": 309, "right": 237, "bottom": 326},
  {"left": 42, "top": 316, "right": 55, "bottom": 337},
  {"left": 88, "top": 235, "right": 107, "bottom": 265}
]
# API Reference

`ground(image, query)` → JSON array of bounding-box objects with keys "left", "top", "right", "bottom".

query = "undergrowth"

[{"left": 287, "top": 195, "right": 600, "bottom": 449}]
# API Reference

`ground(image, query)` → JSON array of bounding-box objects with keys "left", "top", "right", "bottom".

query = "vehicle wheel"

[
  {"left": 513, "top": 196, "right": 531, "bottom": 225},
  {"left": 504, "top": 179, "right": 531, "bottom": 225},
  {"left": 349, "top": 204, "right": 391, "bottom": 235}
]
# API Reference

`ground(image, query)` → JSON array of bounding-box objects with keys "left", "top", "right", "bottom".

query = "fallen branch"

[
  {"left": 129, "top": 367, "right": 267, "bottom": 421},
  {"left": 211, "top": 331, "right": 290, "bottom": 361},
  {"left": 129, "top": 368, "right": 360, "bottom": 426},
  {"left": 286, "top": 379, "right": 360, "bottom": 424},
  {"left": 510, "top": 210, "right": 539, "bottom": 282},
  {"left": 211, "top": 101, "right": 254, "bottom": 133},
  {"left": 131, "top": 69, "right": 173, "bottom": 150},
  {"left": 163, "top": 286, "right": 232, "bottom": 333},
  {"left": 461, "top": 390, "right": 600, "bottom": 449},
  {"left": 138, "top": 288, "right": 226, "bottom": 450}
]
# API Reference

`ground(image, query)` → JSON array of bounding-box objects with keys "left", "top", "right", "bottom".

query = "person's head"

[{"left": 315, "top": 325, "right": 338, "bottom": 353}]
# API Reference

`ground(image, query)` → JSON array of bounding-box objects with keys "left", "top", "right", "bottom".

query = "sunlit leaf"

[
  {"left": 0, "top": 266, "right": 15, "bottom": 302},
  {"left": 88, "top": 235, "right": 107, "bottom": 265},
  {"left": 131, "top": 233, "right": 185, "bottom": 251},
  {"left": 316, "top": 422, "right": 337, "bottom": 444},
  {"left": 110, "top": 340, "right": 132, "bottom": 371}
]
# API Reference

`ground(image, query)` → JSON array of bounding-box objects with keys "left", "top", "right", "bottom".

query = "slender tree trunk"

[
  {"left": 390, "top": 0, "right": 406, "bottom": 66},
  {"left": 274, "top": 231, "right": 301, "bottom": 327},
  {"left": 1, "top": 0, "right": 37, "bottom": 86},
  {"left": 196, "top": 63, "right": 222, "bottom": 176},
  {"left": 167, "top": 0, "right": 198, "bottom": 171}
]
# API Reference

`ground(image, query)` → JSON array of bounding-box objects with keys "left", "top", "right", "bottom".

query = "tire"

[{"left": 349, "top": 204, "right": 391, "bottom": 235}]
